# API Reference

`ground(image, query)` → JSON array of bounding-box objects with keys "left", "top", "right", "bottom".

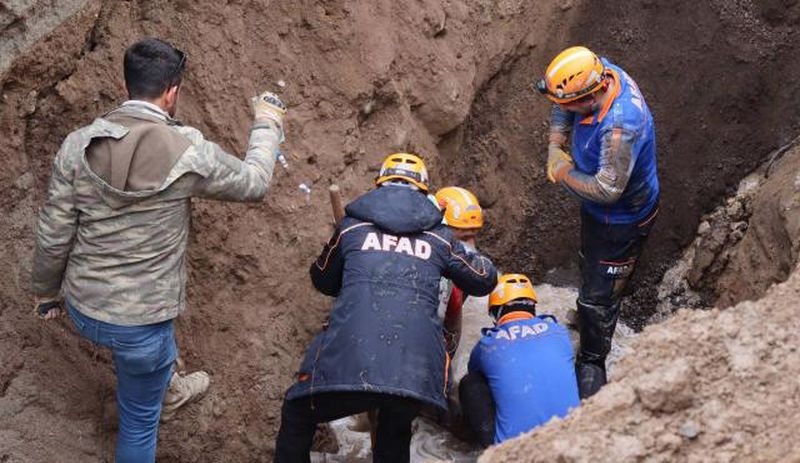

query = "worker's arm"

[
  {"left": 558, "top": 127, "right": 638, "bottom": 204},
  {"left": 546, "top": 105, "right": 576, "bottom": 184},
  {"left": 309, "top": 225, "right": 346, "bottom": 297},
  {"left": 435, "top": 232, "right": 498, "bottom": 297},
  {"left": 549, "top": 104, "right": 575, "bottom": 148},
  {"left": 180, "top": 119, "right": 282, "bottom": 202},
  {"left": 31, "top": 138, "right": 78, "bottom": 298},
  {"left": 183, "top": 91, "right": 286, "bottom": 202}
]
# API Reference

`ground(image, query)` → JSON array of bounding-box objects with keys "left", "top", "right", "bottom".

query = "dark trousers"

[
  {"left": 458, "top": 371, "right": 495, "bottom": 448},
  {"left": 275, "top": 391, "right": 421, "bottom": 463},
  {"left": 576, "top": 206, "right": 657, "bottom": 397}
]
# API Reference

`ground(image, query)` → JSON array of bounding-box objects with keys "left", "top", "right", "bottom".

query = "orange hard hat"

[
  {"left": 489, "top": 273, "right": 538, "bottom": 308},
  {"left": 434, "top": 186, "right": 483, "bottom": 230},
  {"left": 536, "top": 46, "right": 606, "bottom": 104},
  {"left": 375, "top": 153, "right": 429, "bottom": 192}
]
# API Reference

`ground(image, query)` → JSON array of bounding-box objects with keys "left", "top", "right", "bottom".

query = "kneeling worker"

[{"left": 460, "top": 274, "right": 580, "bottom": 447}]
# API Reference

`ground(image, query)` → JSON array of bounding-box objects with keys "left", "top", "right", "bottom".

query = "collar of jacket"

[
  {"left": 496, "top": 311, "right": 535, "bottom": 326},
  {"left": 345, "top": 185, "right": 443, "bottom": 234},
  {"left": 579, "top": 68, "right": 622, "bottom": 125},
  {"left": 120, "top": 100, "right": 172, "bottom": 122}
]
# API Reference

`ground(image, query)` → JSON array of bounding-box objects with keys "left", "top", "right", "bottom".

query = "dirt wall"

[
  {"left": 0, "top": 0, "right": 91, "bottom": 78},
  {"left": 0, "top": 1, "right": 563, "bottom": 461},
  {"left": 3, "top": 0, "right": 800, "bottom": 461}
]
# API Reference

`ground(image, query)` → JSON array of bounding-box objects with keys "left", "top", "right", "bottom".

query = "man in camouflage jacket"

[{"left": 30, "top": 38, "right": 287, "bottom": 462}]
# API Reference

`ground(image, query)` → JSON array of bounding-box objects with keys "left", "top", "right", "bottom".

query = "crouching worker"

[
  {"left": 275, "top": 153, "right": 498, "bottom": 463},
  {"left": 460, "top": 274, "right": 580, "bottom": 447},
  {"left": 434, "top": 186, "right": 485, "bottom": 358}
]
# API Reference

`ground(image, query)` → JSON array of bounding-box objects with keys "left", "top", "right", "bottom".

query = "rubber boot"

[
  {"left": 575, "top": 299, "right": 620, "bottom": 398},
  {"left": 160, "top": 371, "right": 210, "bottom": 422},
  {"left": 575, "top": 361, "right": 607, "bottom": 399}
]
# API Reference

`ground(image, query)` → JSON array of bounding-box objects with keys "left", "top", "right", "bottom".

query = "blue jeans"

[{"left": 67, "top": 303, "right": 177, "bottom": 463}]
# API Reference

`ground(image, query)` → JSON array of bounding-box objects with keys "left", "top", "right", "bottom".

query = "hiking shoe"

[{"left": 160, "top": 370, "right": 210, "bottom": 422}]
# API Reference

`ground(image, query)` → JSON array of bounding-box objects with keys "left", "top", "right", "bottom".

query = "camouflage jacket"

[{"left": 31, "top": 101, "right": 282, "bottom": 325}]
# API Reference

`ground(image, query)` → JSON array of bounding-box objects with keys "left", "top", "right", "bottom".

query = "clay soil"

[{"left": 2, "top": 0, "right": 800, "bottom": 462}]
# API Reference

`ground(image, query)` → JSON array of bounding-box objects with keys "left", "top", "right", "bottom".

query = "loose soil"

[{"left": 2, "top": 0, "right": 800, "bottom": 462}]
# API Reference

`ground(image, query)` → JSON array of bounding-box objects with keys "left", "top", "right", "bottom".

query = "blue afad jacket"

[
  {"left": 287, "top": 185, "right": 498, "bottom": 409},
  {"left": 555, "top": 58, "right": 659, "bottom": 224},
  {"left": 468, "top": 313, "right": 580, "bottom": 443}
]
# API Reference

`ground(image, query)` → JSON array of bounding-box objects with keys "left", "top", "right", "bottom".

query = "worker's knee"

[{"left": 458, "top": 372, "right": 495, "bottom": 448}]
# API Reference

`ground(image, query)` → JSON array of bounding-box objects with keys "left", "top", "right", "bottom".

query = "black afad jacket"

[{"left": 287, "top": 185, "right": 498, "bottom": 409}]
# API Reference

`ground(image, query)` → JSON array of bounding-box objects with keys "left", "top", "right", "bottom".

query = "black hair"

[
  {"left": 490, "top": 299, "right": 537, "bottom": 321},
  {"left": 123, "top": 38, "right": 186, "bottom": 99}
]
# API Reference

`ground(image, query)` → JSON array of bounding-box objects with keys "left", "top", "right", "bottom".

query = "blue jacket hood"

[{"left": 345, "top": 185, "right": 443, "bottom": 234}]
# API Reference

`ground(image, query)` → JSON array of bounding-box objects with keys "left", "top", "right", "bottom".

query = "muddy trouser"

[
  {"left": 275, "top": 391, "right": 421, "bottom": 463},
  {"left": 458, "top": 371, "right": 495, "bottom": 448},
  {"left": 576, "top": 205, "right": 658, "bottom": 398}
]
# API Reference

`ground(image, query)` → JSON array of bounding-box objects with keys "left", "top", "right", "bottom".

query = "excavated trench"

[{"left": 2, "top": 1, "right": 800, "bottom": 462}]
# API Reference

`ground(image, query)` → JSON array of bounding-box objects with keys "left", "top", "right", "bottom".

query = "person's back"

[
  {"left": 460, "top": 274, "right": 579, "bottom": 447},
  {"left": 470, "top": 313, "right": 579, "bottom": 442},
  {"left": 31, "top": 38, "right": 288, "bottom": 463},
  {"left": 45, "top": 101, "right": 276, "bottom": 324}
]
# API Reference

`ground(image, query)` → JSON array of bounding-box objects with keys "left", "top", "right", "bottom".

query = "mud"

[{"left": 3, "top": 0, "right": 800, "bottom": 461}]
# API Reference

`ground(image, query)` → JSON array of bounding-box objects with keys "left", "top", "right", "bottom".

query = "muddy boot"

[
  {"left": 160, "top": 371, "right": 210, "bottom": 422},
  {"left": 575, "top": 361, "right": 607, "bottom": 399},
  {"left": 574, "top": 298, "right": 619, "bottom": 399}
]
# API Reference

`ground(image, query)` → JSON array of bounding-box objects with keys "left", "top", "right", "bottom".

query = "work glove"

[
  {"left": 547, "top": 144, "right": 574, "bottom": 183},
  {"left": 251, "top": 91, "right": 287, "bottom": 126},
  {"left": 34, "top": 295, "right": 63, "bottom": 320}
]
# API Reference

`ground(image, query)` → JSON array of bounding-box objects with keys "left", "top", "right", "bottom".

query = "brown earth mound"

[
  {"left": 713, "top": 144, "right": 800, "bottom": 307},
  {"left": 654, "top": 142, "right": 800, "bottom": 319},
  {"left": 481, "top": 262, "right": 800, "bottom": 462},
  {"left": 3, "top": 0, "right": 800, "bottom": 462}
]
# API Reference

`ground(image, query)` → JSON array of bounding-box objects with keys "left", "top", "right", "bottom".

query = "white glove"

[{"left": 251, "top": 91, "right": 287, "bottom": 125}]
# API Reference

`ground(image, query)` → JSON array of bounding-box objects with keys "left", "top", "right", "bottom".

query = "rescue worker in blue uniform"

[
  {"left": 459, "top": 273, "right": 579, "bottom": 447},
  {"left": 536, "top": 46, "right": 659, "bottom": 398},
  {"left": 275, "top": 153, "right": 498, "bottom": 463}
]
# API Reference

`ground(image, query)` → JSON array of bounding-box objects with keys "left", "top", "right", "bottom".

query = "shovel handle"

[{"left": 329, "top": 184, "right": 345, "bottom": 226}]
